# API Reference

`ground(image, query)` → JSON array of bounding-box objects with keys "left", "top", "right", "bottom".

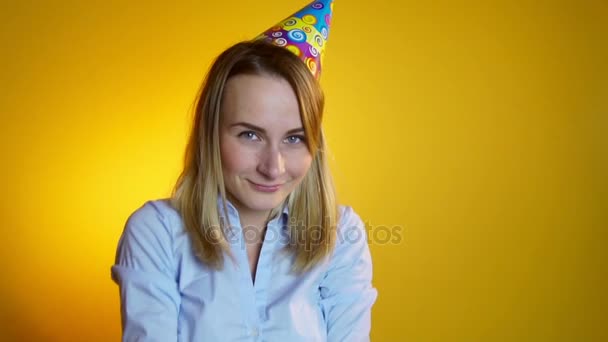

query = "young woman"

[{"left": 111, "top": 3, "right": 377, "bottom": 341}]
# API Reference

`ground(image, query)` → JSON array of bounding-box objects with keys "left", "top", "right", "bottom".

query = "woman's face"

[{"left": 219, "top": 73, "right": 313, "bottom": 220}]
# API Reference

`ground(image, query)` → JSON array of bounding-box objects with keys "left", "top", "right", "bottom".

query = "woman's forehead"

[{"left": 221, "top": 74, "right": 302, "bottom": 127}]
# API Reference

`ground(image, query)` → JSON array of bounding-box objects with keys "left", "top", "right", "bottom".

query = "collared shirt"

[{"left": 111, "top": 198, "right": 378, "bottom": 342}]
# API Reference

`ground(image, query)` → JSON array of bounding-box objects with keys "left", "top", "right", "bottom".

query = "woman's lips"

[{"left": 248, "top": 180, "right": 282, "bottom": 193}]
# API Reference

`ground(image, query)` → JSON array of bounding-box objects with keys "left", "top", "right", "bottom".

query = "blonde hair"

[{"left": 170, "top": 40, "right": 337, "bottom": 274}]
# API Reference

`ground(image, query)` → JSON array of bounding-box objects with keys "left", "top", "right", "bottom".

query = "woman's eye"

[
  {"left": 285, "top": 135, "right": 306, "bottom": 144},
  {"left": 238, "top": 131, "right": 260, "bottom": 140}
]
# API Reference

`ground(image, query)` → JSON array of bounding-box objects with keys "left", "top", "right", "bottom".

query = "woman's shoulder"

[
  {"left": 128, "top": 197, "right": 179, "bottom": 220},
  {"left": 335, "top": 205, "right": 368, "bottom": 248},
  {"left": 123, "top": 198, "right": 182, "bottom": 238},
  {"left": 325, "top": 204, "right": 373, "bottom": 273},
  {"left": 113, "top": 198, "right": 185, "bottom": 283},
  {"left": 337, "top": 205, "right": 364, "bottom": 230}
]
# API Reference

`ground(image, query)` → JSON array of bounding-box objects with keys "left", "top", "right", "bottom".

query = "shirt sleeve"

[
  {"left": 110, "top": 201, "right": 181, "bottom": 342},
  {"left": 319, "top": 206, "right": 379, "bottom": 342}
]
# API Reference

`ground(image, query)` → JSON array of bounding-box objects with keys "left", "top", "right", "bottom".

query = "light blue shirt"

[{"left": 111, "top": 199, "right": 377, "bottom": 341}]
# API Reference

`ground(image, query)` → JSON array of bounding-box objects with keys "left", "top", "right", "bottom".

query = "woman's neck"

[
  {"left": 237, "top": 210, "right": 269, "bottom": 245},
  {"left": 237, "top": 209, "right": 269, "bottom": 231}
]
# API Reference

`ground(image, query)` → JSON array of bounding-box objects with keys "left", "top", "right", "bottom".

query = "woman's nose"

[{"left": 257, "top": 146, "right": 285, "bottom": 180}]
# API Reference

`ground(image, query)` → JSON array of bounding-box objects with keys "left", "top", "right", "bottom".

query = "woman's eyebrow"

[{"left": 230, "top": 122, "right": 304, "bottom": 135}]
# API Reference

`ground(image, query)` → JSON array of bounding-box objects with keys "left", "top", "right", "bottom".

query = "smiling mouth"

[{"left": 248, "top": 180, "right": 283, "bottom": 193}]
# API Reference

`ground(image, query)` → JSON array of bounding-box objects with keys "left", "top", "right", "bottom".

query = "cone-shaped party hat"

[{"left": 256, "top": 0, "right": 334, "bottom": 79}]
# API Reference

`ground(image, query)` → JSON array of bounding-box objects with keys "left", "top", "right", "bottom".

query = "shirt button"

[{"left": 250, "top": 327, "right": 259, "bottom": 337}]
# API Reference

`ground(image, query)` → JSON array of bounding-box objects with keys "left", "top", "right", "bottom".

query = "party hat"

[{"left": 256, "top": 0, "right": 334, "bottom": 79}]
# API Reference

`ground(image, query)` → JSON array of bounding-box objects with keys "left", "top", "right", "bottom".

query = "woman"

[{"left": 111, "top": 2, "right": 377, "bottom": 341}]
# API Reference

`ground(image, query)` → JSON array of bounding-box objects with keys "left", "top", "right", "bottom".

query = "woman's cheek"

[
  {"left": 290, "top": 152, "right": 313, "bottom": 179},
  {"left": 220, "top": 138, "right": 247, "bottom": 175}
]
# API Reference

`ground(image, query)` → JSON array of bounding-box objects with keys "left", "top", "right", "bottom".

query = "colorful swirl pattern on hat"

[{"left": 256, "top": 0, "right": 334, "bottom": 79}]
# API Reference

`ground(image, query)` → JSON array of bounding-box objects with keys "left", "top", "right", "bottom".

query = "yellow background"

[{"left": 1, "top": 0, "right": 606, "bottom": 341}]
